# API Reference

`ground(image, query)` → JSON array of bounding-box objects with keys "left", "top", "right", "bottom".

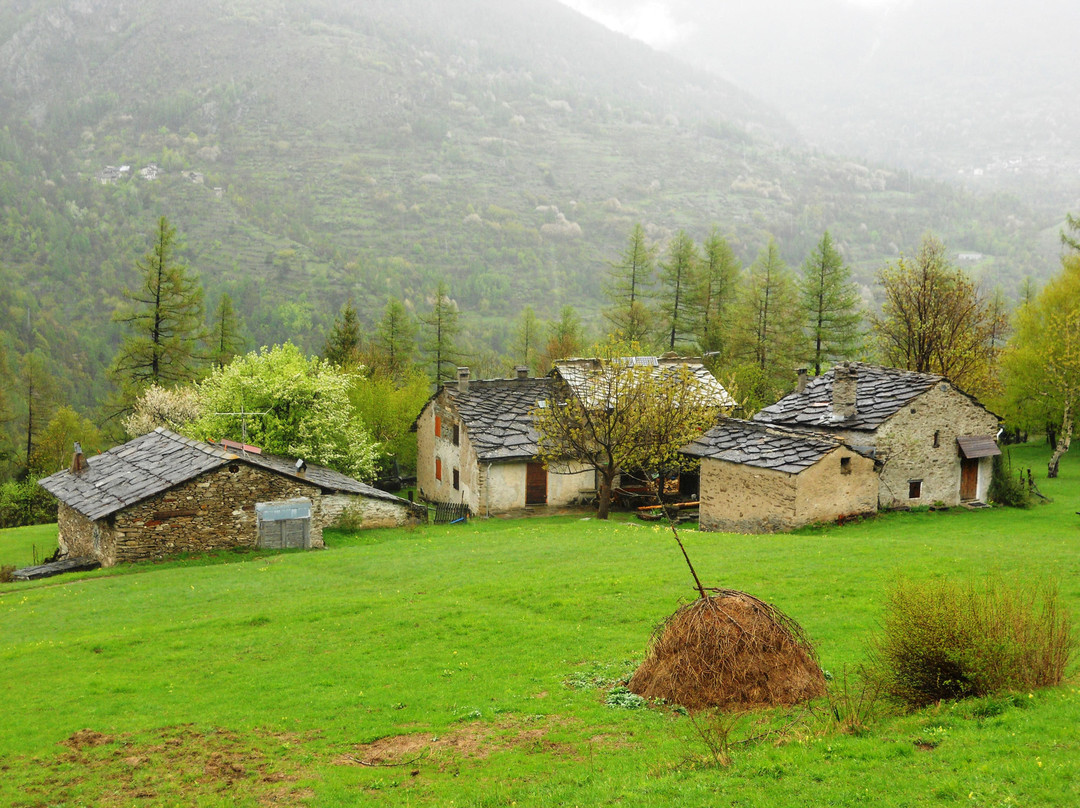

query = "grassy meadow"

[{"left": 1, "top": 442, "right": 1078, "bottom": 806}]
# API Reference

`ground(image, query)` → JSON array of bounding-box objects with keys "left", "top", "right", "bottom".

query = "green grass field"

[{"left": 2, "top": 442, "right": 1078, "bottom": 807}]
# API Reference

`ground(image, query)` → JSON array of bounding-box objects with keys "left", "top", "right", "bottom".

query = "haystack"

[{"left": 627, "top": 589, "right": 826, "bottom": 710}]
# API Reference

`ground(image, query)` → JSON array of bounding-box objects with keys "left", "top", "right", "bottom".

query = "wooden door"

[
  {"left": 525, "top": 462, "right": 548, "bottom": 506},
  {"left": 960, "top": 457, "right": 979, "bottom": 500}
]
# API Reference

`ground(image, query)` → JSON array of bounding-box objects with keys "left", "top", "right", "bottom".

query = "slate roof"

[
  {"left": 442, "top": 377, "right": 553, "bottom": 462},
  {"left": 753, "top": 363, "right": 944, "bottom": 432},
  {"left": 39, "top": 428, "right": 415, "bottom": 521},
  {"left": 680, "top": 418, "right": 858, "bottom": 474},
  {"left": 553, "top": 357, "right": 736, "bottom": 410}
]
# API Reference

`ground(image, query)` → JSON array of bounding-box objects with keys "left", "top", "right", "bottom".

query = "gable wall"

[
  {"left": 416, "top": 393, "right": 480, "bottom": 513},
  {"left": 793, "top": 448, "right": 878, "bottom": 524},
  {"left": 698, "top": 459, "right": 799, "bottom": 533},
  {"left": 874, "top": 384, "right": 999, "bottom": 507}
]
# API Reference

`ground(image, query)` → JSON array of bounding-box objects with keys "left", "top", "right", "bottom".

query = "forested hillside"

[{"left": 0, "top": 0, "right": 1055, "bottom": 441}]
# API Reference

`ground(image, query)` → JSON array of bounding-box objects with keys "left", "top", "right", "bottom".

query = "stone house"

[
  {"left": 39, "top": 428, "right": 425, "bottom": 567},
  {"left": 415, "top": 357, "right": 733, "bottom": 516},
  {"left": 681, "top": 418, "right": 878, "bottom": 533},
  {"left": 753, "top": 363, "right": 1001, "bottom": 508}
]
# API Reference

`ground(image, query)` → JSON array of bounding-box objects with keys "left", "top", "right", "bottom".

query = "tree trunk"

[
  {"left": 1048, "top": 403, "right": 1073, "bottom": 478},
  {"left": 596, "top": 471, "right": 614, "bottom": 519}
]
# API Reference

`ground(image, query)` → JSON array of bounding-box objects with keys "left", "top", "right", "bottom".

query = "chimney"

[
  {"left": 796, "top": 367, "right": 808, "bottom": 395},
  {"left": 457, "top": 367, "right": 470, "bottom": 393},
  {"left": 832, "top": 362, "right": 858, "bottom": 419},
  {"left": 70, "top": 441, "right": 87, "bottom": 474},
  {"left": 515, "top": 366, "right": 528, "bottom": 380}
]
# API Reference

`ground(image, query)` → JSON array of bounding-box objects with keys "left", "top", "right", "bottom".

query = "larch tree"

[
  {"left": 732, "top": 237, "right": 802, "bottom": 374},
  {"left": 16, "top": 350, "right": 57, "bottom": 470},
  {"left": 512, "top": 305, "right": 543, "bottom": 374},
  {"left": 537, "top": 305, "right": 585, "bottom": 372},
  {"left": 604, "top": 223, "right": 656, "bottom": 343},
  {"left": 323, "top": 298, "right": 364, "bottom": 369},
  {"left": 800, "top": 231, "right": 862, "bottom": 375},
  {"left": 873, "top": 234, "right": 1006, "bottom": 394},
  {"left": 420, "top": 281, "right": 463, "bottom": 384},
  {"left": 657, "top": 230, "right": 699, "bottom": 351},
  {"left": 110, "top": 216, "right": 205, "bottom": 397},
  {"left": 209, "top": 293, "right": 244, "bottom": 369},
  {"left": 373, "top": 297, "right": 418, "bottom": 376},
  {"left": 1001, "top": 250, "right": 1080, "bottom": 478},
  {"left": 692, "top": 229, "right": 741, "bottom": 359}
]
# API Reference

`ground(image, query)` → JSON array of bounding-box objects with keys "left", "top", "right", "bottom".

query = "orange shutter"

[
  {"left": 435, "top": 457, "right": 442, "bottom": 481},
  {"left": 435, "top": 415, "right": 442, "bottom": 437}
]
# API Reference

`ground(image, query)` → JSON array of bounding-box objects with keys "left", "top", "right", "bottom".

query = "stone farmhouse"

[
  {"left": 681, "top": 418, "right": 878, "bottom": 533},
  {"left": 415, "top": 356, "right": 734, "bottom": 516},
  {"left": 39, "top": 428, "right": 425, "bottom": 567},
  {"left": 752, "top": 362, "right": 1001, "bottom": 510}
]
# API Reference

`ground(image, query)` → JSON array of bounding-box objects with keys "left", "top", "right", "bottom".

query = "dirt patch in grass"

[
  {"left": 13, "top": 725, "right": 315, "bottom": 808},
  {"left": 338, "top": 717, "right": 585, "bottom": 769}
]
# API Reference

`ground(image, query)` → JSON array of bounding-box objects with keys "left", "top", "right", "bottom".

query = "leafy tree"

[
  {"left": 373, "top": 297, "right": 417, "bottom": 375},
  {"left": 657, "top": 230, "right": 699, "bottom": 351},
  {"left": 30, "top": 406, "right": 103, "bottom": 475},
  {"left": 511, "top": 305, "right": 543, "bottom": 373},
  {"left": 731, "top": 237, "right": 802, "bottom": 377},
  {"left": 209, "top": 293, "right": 244, "bottom": 369},
  {"left": 692, "top": 229, "right": 741, "bottom": 358},
  {"left": 533, "top": 350, "right": 725, "bottom": 520},
  {"left": 349, "top": 369, "right": 430, "bottom": 476},
  {"left": 420, "top": 281, "right": 463, "bottom": 384},
  {"left": 537, "top": 305, "right": 586, "bottom": 372},
  {"left": 123, "top": 384, "right": 202, "bottom": 438},
  {"left": 110, "top": 216, "right": 206, "bottom": 397},
  {"left": 604, "top": 223, "right": 656, "bottom": 343},
  {"left": 323, "top": 298, "right": 363, "bottom": 369},
  {"left": 1001, "top": 252, "right": 1080, "bottom": 478},
  {"left": 800, "top": 231, "right": 862, "bottom": 375},
  {"left": 15, "top": 350, "right": 57, "bottom": 470},
  {"left": 873, "top": 234, "right": 1006, "bottom": 394},
  {"left": 185, "top": 343, "right": 378, "bottom": 480}
]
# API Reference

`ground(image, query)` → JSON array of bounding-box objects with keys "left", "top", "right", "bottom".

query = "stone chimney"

[
  {"left": 457, "top": 367, "right": 470, "bottom": 393},
  {"left": 70, "top": 441, "right": 87, "bottom": 474},
  {"left": 515, "top": 366, "right": 528, "bottom": 380},
  {"left": 832, "top": 362, "right": 858, "bottom": 419},
  {"left": 796, "top": 367, "right": 808, "bottom": 395}
]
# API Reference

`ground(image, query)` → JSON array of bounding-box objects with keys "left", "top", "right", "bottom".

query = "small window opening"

[
  {"left": 228, "top": 463, "right": 240, "bottom": 474},
  {"left": 909, "top": 480, "right": 922, "bottom": 499},
  {"left": 933, "top": 430, "right": 940, "bottom": 448},
  {"left": 452, "top": 423, "right": 460, "bottom": 446},
  {"left": 840, "top": 456, "right": 851, "bottom": 475},
  {"left": 453, "top": 468, "right": 460, "bottom": 490},
  {"left": 435, "top": 457, "right": 442, "bottom": 481}
]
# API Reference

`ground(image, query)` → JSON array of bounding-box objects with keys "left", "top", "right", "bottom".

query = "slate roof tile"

[{"left": 680, "top": 418, "right": 865, "bottom": 473}]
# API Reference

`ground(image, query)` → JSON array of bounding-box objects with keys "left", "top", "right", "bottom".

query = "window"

[
  {"left": 840, "top": 456, "right": 851, "bottom": 475},
  {"left": 453, "top": 468, "right": 460, "bottom": 490},
  {"left": 452, "top": 423, "right": 460, "bottom": 446},
  {"left": 908, "top": 480, "right": 922, "bottom": 499},
  {"left": 435, "top": 457, "right": 442, "bottom": 481},
  {"left": 933, "top": 430, "right": 940, "bottom": 448},
  {"left": 434, "top": 414, "right": 442, "bottom": 438}
]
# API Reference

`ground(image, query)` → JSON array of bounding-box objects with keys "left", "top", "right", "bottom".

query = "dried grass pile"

[{"left": 628, "top": 589, "right": 826, "bottom": 710}]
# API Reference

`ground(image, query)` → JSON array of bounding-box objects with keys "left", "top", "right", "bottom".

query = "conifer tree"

[
  {"left": 604, "top": 223, "right": 656, "bottom": 343},
  {"left": 657, "top": 230, "right": 699, "bottom": 351},
  {"left": 324, "top": 298, "right": 363, "bottom": 369},
  {"left": 421, "top": 281, "right": 463, "bottom": 384},
  {"left": 512, "top": 305, "right": 542, "bottom": 373},
  {"left": 692, "top": 229, "right": 741, "bottom": 358},
  {"left": 538, "top": 305, "right": 585, "bottom": 372},
  {"left": 732, "top": 237, "right": 802, "bottom": 375},
  {"left": 373, "top": 297, "right": 417, "bottom": 375},
  {"left": 110, "top": 216, "right": 205, "bottom": 397},
  {"left": 209, "top": 293, "right": 244, "bottom": 369},
  {"left": 799, "top": 231, "right": 861, "bottom": 375}
]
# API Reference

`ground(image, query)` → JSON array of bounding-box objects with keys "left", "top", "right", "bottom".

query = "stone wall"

[
  {"left": 698, "top": 459, "right": 799, "bottom": 533},
  {"left": 874, "top": 385, "right": 999, "bottom": 508},
  {"left": 57, "top": 503, "right": 110, "bottom": 563},
  {"left": 793, "top": 448, "right": 878, "bottom": 525},
  {"left": 416, "top": 392, "right": 480, "bottom": 513},
  {"left": 319, "top": 493, "right": 424, "bottom": 530}
]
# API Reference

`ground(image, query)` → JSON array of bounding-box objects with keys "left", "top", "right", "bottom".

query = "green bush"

[
  {"left": 868, "top": 575, "right": 1073, "bottom": 709},
  {"left": 988, "top": 451, "right": 1031, "bottom": 508},
  {"left": 0, "top": 479, "right": 58, "bottom": 528}
]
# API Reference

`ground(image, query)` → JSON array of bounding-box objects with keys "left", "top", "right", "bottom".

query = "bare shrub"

[
  {"left": 628, "top": 590, "right": 826, "bottom": 710},
  {"left": 0, "top": 565, "right": 14, "bottom": 583},
  {"left": 868, "top": 575, "right": 1074, "bottom": 709}
]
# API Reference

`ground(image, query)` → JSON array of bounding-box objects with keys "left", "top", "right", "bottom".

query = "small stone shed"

[
  {"left": 39, "top": 428, "right": 425, "bottom": 567},
  {"left": 754, "top": 363, "right": 1001, "bottom": 508},
  {"left": 681, "top": 418, "right": 878, "bottom": 533}
]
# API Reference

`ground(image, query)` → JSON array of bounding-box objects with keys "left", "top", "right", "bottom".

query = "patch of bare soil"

[
  {"left": 338, "top": 716, "right": 585, "bottom": 770},
  {"left": 13, "top": 725, "right": 315, "bottom": 808}
]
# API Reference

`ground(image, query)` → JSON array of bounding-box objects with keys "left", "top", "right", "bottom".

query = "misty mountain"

[{"left": 0, "top": 0, "right": 1055, "bottom": 417}]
